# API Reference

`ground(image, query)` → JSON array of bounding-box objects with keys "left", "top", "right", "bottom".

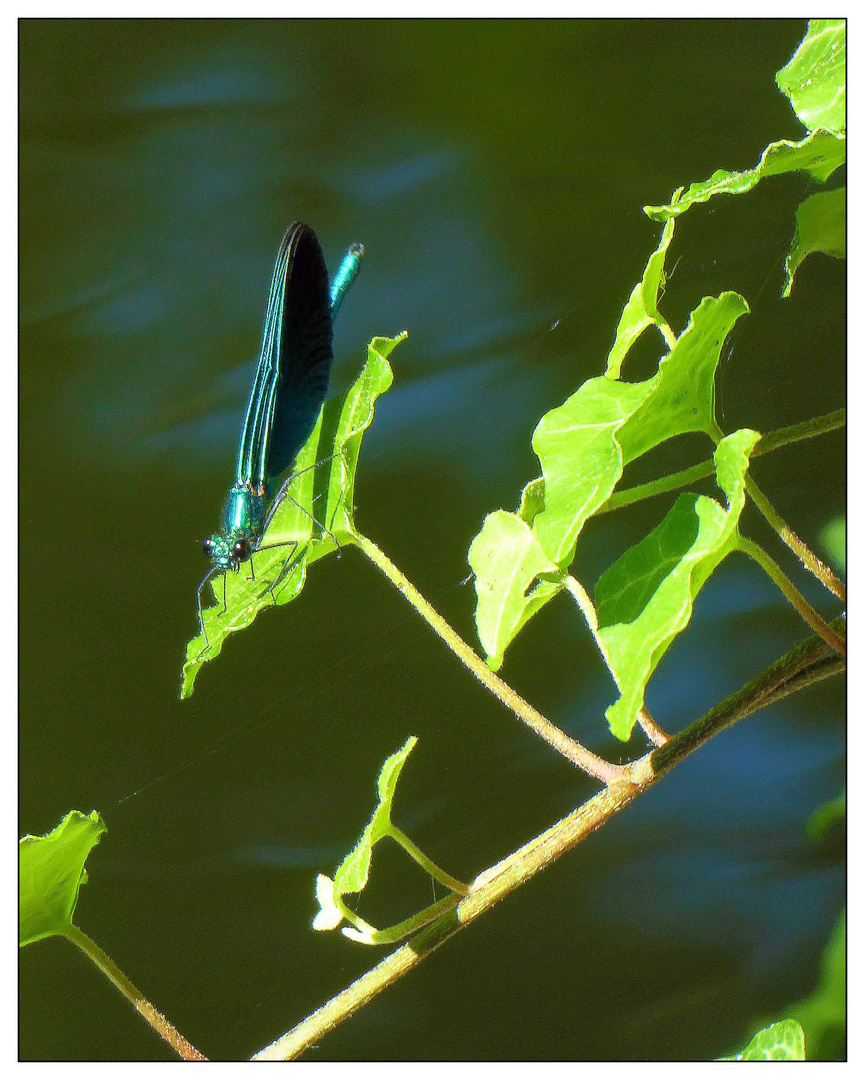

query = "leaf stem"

[
  {"left": 354, "top": 532, "right": 625, "bottom": 785},
  {"left": 389, "top": 825, "right": 469, "bottom": 895},
  {"left": 354, "top": 893, "right": 463, "bottom": 946},
  {"left": 253, "top": 619, "right": 843, "bottom": 1061},
  {"left": 658, "top": 320, "right": 677, "bottom": 351},
  {"left": 737, "top": 537, "right": 845, "bottom": 655},
  {"left": 64, "top": 924, "right": 207, "bottom": 1061},
  {"left": 744, "top": 476, "right": 846, "bottom": 601},
  {"left": 563, "top": 576, "right": 670, "bottom": 746},
  {"left": 599, "top": 408, "right": 845, "bottom": 517}
]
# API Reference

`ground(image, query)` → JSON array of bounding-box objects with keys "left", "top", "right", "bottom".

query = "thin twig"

[{"left": 390, "top": 825, "right": 469, "bottom": 895}]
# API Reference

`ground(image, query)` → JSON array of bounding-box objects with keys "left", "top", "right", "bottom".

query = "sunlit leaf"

[
  {"left": 718, "top": 1019, "right": 806, "bottom": 1061},
  {"left": 469, "top": 511, "right": 562, "bottom": 669},
  {"left": 532, "top": 376, "right": 656, "bottom": 567},
  {"left": 776, "top": 19, "right": 846, "bottom": 135},
  {"left": 644, "top": 130, "right": 845, "bottom": 222},
  {"left": 605, "top": 205, "right": 678, "bottom": 379},
  {"left": 535, "top": 293, "right": 746, "bottom": 567},
  {"left": 595, "top": 429, "right": 759, "bottom": 741},
  {"left": 782, "top": 187, "right": 845, "bottom": 297},
  {"left": 181, "top": 333, "right": 406, "bottom": 698},
  {"left": 332, "top": 737, "right": 418, "bottom": 897},
  {"left": 469, "top": 291, "right": 745, "bottom": 668},
  {"left": 616, "top": 292, "right": 749, "bottom": 462},
  {"left": 312, "top": 739, "right": 465, "bottom": 947},
  {"left": 321, "top": 334, "right": 403, "bottom": 540},
  {"left": 20, "top": 811, "right": 107, "bottom": 946}
]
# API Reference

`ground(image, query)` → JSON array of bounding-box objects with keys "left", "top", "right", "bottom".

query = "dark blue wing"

[
  {"left": 235, "top": 223, "right": 333, "bottom": 492},
  {"left": 264, "top": 224, "right": 333, "bottom": 487}
]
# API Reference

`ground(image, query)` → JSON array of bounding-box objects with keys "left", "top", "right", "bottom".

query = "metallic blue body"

[{"left": 200, "top": 224, "right": 363, "bottom": 594}]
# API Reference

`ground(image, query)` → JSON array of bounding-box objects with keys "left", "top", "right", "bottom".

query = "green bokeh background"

[{"left": 20, "top": 19, "right": 844, "bottom": 1060}]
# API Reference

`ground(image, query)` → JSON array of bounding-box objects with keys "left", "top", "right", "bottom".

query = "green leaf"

[
  {"left": 818, "top": 513, "right": 846, "bottom": 575},
  {"left": 20, "top": 811, "right": 107, "bottom": 946},
  {"left": 468, "top": 292, "right": 745, "bottom": 669},
  {"left": 535, "top": 293, "right": 746, "bottom": 567},
  {"left": 718, "top": 1019, "right": 806, "bottom": 1061},
  {"left": 333, "top": 736, "right": 418, "bottom": 896},
  {"left": 806, "top": 788, "right": 845, "bottom": 841},
  {"left": 616, "top": 292, "right": 749, "bottom": 462},
  {"left": 595, "top": 429, "right": 759, "bottom": 741},
  {"left": 605, "top": 206, "right": 678, "bottom": 379},
  {"left": 786, "top": 907, "right": 846, "bottom": 1060},
  {"left": 644, "top": 130, "right": 845, "bottom": 222},
  {"left": 313, "top": 737, "right": 466, "bottom": 946},
  {"left": 181, "top": 332, "right": 406, "bottom": 699},
  {"left": 776, "top": 19, "right": 846, "bottom": 135},
  {"left": 468, "top": 510, "right": 563, "bottom": 670},
  {"left": 319, "top": 334, "right": 401, "bottom": 541},
  {"left": 532, "top": 376, "right": 657, "bottom": 567},
  {"left": 782, "top": 187, "right": 845, "bottom": 298}
]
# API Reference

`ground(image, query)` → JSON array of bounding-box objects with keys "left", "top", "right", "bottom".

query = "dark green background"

[{"left": 20, "top": 19, "right": 844, "bottom": 1061}]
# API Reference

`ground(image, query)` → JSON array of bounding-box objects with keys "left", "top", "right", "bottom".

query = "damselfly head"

[{"left": 203, "top": 534, "right": 252, "bottom": 571}]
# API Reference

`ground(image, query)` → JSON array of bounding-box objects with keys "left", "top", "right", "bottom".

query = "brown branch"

[{"left": 253, "top": 618, "right": 844, "bottom": 1060}]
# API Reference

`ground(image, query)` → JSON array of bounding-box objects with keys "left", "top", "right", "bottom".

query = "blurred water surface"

[{"left": 20, "top": 19, "right": 844, "bottom": 1061}]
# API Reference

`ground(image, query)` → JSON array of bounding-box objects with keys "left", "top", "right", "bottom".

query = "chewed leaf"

[
  {"left": 595, "top": 429, "right": 759, "bottom": 741},
  {"left": 776, "top": 19, "right": 846, "bottom": 135},
  {"left": 606, "top": 205, "right": 678, "bottom": 379},
  {"left": 718, "top": 1020, "right": 806, "bottom": 1062},
  {"left": 644, "top": 130, "right": 845, "bottom": 222},
  {"left": 181, "top": 332, "right": 407, "bottom": 699},
  {"left": 332, "top": 736, "right": 418, "bottom": 896},
  {"left": 616, "top": 292, "right": 749, "bottom": 462},
  {"left": 782, "top": 187, "right": 845, "bottom": 298},
  {"left": 313, "top": 738, "right": 465, "bottom": 946},
  {"left": 469, "top": 511, "right": 562, "bottom": 669},
  {"left": 322, "top": 334, "right": 404, "bottom": 540},
  {"left": 469, "top": 293, "right": 746, "bottom": 668},
  {"left": 20, "top": 811, "right": 107, "bottom": 946}
]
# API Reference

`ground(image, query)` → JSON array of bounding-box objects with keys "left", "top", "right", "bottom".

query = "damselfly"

[{"left": 198, "top": 223, "right": 363, "bottom": 638}]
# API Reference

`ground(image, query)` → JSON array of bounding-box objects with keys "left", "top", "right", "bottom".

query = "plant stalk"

[
  {"left": 390, "top": 825, "right": 469, "bottom": 895},
  {"left": 745, "top": 476, "right": 846, "bottom": 601},
  {"left": 355, "top": 532, "right": 625, "bottom": 785},
  {"left": 600, "top": 409, "right": 845, "bottom": 521},
  {"left": 738, "top": 537, "right": 845, "bottom": 655},
  {"left": 252, "top": 619, "right": 844, "bottom": 1061},
  {"left": 65, "top": 925, "right": 207, "bottom": 1061}
]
